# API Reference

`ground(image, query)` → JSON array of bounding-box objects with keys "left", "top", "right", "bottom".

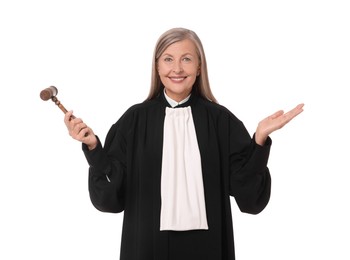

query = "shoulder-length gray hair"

[{"left": 146, "top": 27, "right": 217, "bottom": 103}]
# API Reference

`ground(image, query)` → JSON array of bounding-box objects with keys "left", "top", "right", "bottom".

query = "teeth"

[{"left": 171, "top": 77, "right": 185, "bottom": 81}]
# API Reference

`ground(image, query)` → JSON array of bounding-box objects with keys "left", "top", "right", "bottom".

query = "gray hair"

[{"left": 146, "top": 27, "right": 217, "bottom": 103}]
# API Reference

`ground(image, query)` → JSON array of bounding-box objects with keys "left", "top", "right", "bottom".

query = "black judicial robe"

[{"left": 83, "top": 91, "right": 271, "bottom": 260}]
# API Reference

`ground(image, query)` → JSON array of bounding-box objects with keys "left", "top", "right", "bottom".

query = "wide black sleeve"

[
  {"left": 229, "top": 118, "right": 272, "bottom": 215},
  {"left": 83, "top": 121, "right": 126, "bottom": 213}
]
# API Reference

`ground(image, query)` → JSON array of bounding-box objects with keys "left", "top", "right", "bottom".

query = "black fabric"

[{"left": 83, "top": 91, "right": 272, "bottom": 260}]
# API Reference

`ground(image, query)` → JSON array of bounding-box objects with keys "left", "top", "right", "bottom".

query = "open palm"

[{"left": 255, "top": 103, "right": 304, "bottom": 145}]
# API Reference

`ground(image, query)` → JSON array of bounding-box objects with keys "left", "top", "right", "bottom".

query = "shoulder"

[
  {"left": 196, "top": 97, "right": 241, "bottom": 122},
  {"left": 121, "top": 98, "right": 160, "bottom": 118},
  {"left": 111, "top": 98, "right": 161, "bottom": 127},
  {"left": 106, "top": 99, "right": 160, "bottom": 140},
  {"left": 195, "top": 97, "right": 251, "bottom": 140}
]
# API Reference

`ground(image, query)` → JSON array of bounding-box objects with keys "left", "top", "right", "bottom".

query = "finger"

[
  {"left": 70, "top": 124, "right": 87, "bottom": 141},
  {"left": 72, "top": 122, "right": 87, "bottom": 135},
  {"left": 277, "top": 105, "right": 304, "bottom": 128},
  {"left": 285, "top": 104, "right": 305, "bottom": 119},
  {"left": 289, "top": 104, "right": 304, "bottom": 115},
  {"left": 77, "top": 126, "right": 90, "bottom": 139},
  {"left": 67, "top": 119, "right": 83, "bottom": 136},
  {"left": 270, "top": 110, "right": 284, "bottom": 119},
  {"left": 290, "top": 103, "right": 304, "bottom": 113},
  {"left": 71, "top": 117, "right": 84, "bottom": 126},
  {"left": 296, "top": 103, "right": 305, "bottom": 109},
  {"left": 64, "top": 110, "right": 74, "bottom": 124}
]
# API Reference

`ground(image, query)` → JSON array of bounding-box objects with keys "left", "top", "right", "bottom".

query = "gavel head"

[{"left": 40, "top": 86, "right": 58, "bottom": 101}]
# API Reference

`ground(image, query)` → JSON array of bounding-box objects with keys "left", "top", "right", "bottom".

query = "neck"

[{"left": 164, "top": 89, "right": 191, "bottom": 107}]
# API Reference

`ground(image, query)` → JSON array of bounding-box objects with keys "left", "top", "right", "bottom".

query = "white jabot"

[{"left": 160, "top": 106, "right": 209, "bottom": 231}]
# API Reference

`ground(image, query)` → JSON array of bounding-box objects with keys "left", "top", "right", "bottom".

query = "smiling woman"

[
  {"left": 147, "top": 27, "right": 217, "bottom": 104},
  {"left": 157, "top": 39, "right": 201, "bottom": 101},
  {"left": 63, "top": 27, "right": 304, "bottom": 260}
]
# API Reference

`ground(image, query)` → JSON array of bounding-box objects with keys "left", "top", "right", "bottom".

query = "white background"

[{"left": 1, "top": 0, "right": 349, "bottom": 259}]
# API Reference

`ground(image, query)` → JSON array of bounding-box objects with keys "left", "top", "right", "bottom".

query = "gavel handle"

[
  {"left": 51, "top": 95, "right": 88, "bottom": 136},
  {"left": 51, "top": 96, "right": 75, "bottom": 119}
]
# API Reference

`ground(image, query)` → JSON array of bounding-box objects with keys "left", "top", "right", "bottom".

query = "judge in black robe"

[
  {"left": 83, "top": 90, "right": 271, "bottom": 260},
  {"left": 64, "top": 27, "right": 304, "bottom": 260}
]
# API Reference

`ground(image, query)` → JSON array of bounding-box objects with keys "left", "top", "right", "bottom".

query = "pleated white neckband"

[
  {"left": 160, "top": 106, "right": 209, "bottom": 231},
  {"left": 163, "top": 89, "right": 191, "bottom": 108}
]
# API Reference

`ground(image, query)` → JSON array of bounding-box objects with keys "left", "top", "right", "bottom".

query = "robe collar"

[
  {"left": 159, "top": 88, "right": 199, "bottom": 108},
  {"left": 163, "top": 89, "right": 191, "bottom": 108}
]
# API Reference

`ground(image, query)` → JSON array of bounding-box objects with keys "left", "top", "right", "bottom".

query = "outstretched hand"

[
  {"left": 255, "top": 103, "right": 304, "bottom": 146},
  {"left": 64, "top": 110, "right": 98, "bottom": 150}
]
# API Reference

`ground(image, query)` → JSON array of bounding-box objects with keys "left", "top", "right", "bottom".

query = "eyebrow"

[{"left": 161, "top": 52, "right": 195, "bottom": 57}]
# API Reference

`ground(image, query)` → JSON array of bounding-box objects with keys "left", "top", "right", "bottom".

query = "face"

[{"left": 157, "top": 39, "right": 200, "bottom": 102}]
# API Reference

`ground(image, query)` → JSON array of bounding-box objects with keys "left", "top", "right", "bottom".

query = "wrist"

[
  {"left": 86, "top": 136, "right": 98, "bottom": 150},
  {"left": 255, "top": 132, "right": 267, "bottom": 146}
]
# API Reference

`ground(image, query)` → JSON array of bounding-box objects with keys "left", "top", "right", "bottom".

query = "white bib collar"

[{"left": 160, "top": 106, "right": 208, "bottom": 231}]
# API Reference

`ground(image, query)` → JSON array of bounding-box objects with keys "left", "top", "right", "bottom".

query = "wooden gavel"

[{"left": 40, "top": 86, "right": 76, "bottom": 119}]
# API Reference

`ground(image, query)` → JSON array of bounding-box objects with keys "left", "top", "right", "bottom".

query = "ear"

[{"left": 197, "top": 67, "right": 201, "bottom": 76}]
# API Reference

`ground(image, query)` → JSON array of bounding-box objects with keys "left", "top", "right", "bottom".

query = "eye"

[
  {"left": 183, "top": 57, "right": 191, "bottom": 62},
  {"left": 164, "top": 57, "right": 173, "bottom": 62}
]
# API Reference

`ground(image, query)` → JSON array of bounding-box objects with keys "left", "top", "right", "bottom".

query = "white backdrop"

[{"left": 1, "top": 0, "right": 349, "bottom": 259}]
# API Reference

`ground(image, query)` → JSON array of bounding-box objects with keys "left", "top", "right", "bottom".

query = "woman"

[{"left": 65, "top": 27, "right": 304, "bottom": 260}]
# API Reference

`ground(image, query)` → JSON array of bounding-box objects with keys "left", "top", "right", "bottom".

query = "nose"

[{"left": 173, "top": 60, "right": 183, "bottom": 73}]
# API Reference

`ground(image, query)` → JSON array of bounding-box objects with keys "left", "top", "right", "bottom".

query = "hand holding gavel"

[
  {"left": 40, "top": 86, "right": 98, "bottom": 150},
  {"left": 40, "top": 86, "right": 75, "bottom": 118}
]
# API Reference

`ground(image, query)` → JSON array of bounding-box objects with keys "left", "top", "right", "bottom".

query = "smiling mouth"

[{"left": 169, "top": 77, "right": 187, "bottom": 82}]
